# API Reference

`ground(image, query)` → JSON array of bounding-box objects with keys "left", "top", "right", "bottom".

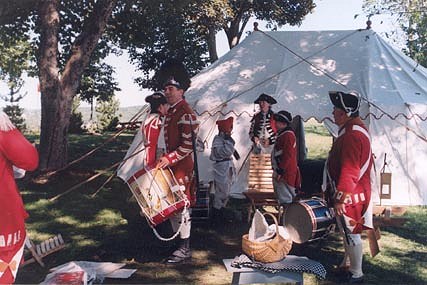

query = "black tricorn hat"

[
  {"left": 273, "top": 110, "right": 292, "bottom": 124},
  {"left": 329, "top": 91, "right": 360, "bottom": 115},
  {"left": 155, "top": 58, "right": 191, "bottom": 91},
  {"left": 145, "top": 91, "right": 167, "bottom": 104},
  {"left": 254, "top": 93, "right": 277, "bottom": 104},
  {"left": 145, "top": 91, "right": 167, "bottom": 113}
]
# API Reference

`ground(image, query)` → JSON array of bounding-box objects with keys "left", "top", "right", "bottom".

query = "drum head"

[{"left": 283, "top": 202, "right": 313, "bottom": 243}]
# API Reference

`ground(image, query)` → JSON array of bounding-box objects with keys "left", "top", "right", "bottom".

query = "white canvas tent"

[{"left": 184, "top": 29, "right": 427, "bottom": 206}]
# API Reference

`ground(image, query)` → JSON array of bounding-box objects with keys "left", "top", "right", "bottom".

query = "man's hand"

[
  {"left": 276, "top": 174, "right": 282, "bottom": 182},
  {"left": 254, "top": 137, "right": 260, "bottom": 145},
  {"left": 156, "top": 156, "right": 170, "bottom": 169},
  {"left": 334, "top": 202, "right": 346, "bottom": 216},
  {"left": 261, "top": 138, "right": 270, "bottom": 147}
]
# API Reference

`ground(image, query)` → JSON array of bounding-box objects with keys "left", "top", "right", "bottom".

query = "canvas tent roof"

[{"left": 185, "top": 29, "right": 427, "bottom": 206}]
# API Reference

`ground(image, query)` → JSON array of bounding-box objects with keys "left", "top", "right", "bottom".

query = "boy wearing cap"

[
  {"left": 249, "top": 93, "right": 277, "bottom": 154},
  {"left": 271, "top": 110, "right": 301, "bottom": 207},
  {"left": 209, "top": 117, "right": 237, "bottom": 223},
  {"left": 156, "top": 59, "right": 199, "bottom": 264},
  {"left": 325, "top": 91, "right": 373, "bottom": 283}
]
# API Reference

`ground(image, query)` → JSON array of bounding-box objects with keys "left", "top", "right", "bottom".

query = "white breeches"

[
  {"left": 337, "top": 217, "right": 364, "bottom": 278},
  {"left": 272, "top": 178, "right": 296, "bottom": 205},
  {"left": 213, "top": 169, "right": 234, "bottom": 210},
  {"left": 169, "top": 208, "right": 191, "bottom": 239}
]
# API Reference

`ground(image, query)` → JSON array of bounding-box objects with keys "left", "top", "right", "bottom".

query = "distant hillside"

[{"left": 23, "top": 106, "right": 143, "bottom": 131}]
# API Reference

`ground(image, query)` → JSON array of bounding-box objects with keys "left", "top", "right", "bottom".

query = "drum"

[
  {"left": 283, "top": 198, "right": 335, "bottom": 243},
  {"left": 127, "top": 167, "right": 189, "bottom": 226}
]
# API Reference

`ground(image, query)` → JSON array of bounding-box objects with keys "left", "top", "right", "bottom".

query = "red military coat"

[
  {"left": 143, "top": 114, "right": 162, "bottom": 168},
  {"left": 327, "top": 117, "right": 373, "bottom": 233},
  {"left": 163, "top": 99, "right": 199, "bottom": 205},
  {"left": 272, "top": 127, "right": 301, "bottom": 188},
  {"left": 116, "top": 114, "right": 163, "bottom": 182},
  {"left": 0, "top": 113, "right": 38, "bottom": 283}
]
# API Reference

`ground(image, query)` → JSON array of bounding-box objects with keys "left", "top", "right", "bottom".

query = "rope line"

[{"left": 44, "top": 104, "right": 150, "bottom": 178}]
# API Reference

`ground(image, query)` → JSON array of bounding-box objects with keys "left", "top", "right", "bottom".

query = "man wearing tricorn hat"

[
  {"left": 249, "top": 93, "right": 277, "bottom": 154},
  {"left": 209, "top": 116, "right": 238, "bottom": 223},
  {"left": 156, "top": 59, "right": 199, "bottom": 264},
  {"left": 324, "top": 91, "right": 373, "bottom": 283}
]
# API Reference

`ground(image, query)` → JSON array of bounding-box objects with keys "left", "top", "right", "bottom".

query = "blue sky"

[{"left": 5, "top": 0, "right": 398, "bottom": 110}]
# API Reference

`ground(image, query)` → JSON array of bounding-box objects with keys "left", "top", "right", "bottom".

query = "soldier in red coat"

[
  {"left": 249, "top": 93, "right": 277, "bottom": 154},
  {"left": 325, "top": 91, "right": 373, "bottom": 283},
  {"left": 156, "top": 59, "right": 199, "bottom": 264},
  {"left": 117, "top": 92, "right": 169, "bottom": 181},
  {"left": 0, "top": 112, "right": 38, "bottom": 284},
  {"left": 271, "top": 110, "right": 301, "bottom": 207}
]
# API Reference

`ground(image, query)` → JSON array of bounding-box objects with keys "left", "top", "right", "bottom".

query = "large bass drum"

[{"left": 283, "top": 198, "right": 335, "bottom": 243}]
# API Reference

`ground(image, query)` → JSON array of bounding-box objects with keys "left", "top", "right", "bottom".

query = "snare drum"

[
  {"left": 283, "top": 198, "right": 335, "bottom": 243},
  {"left": 127, "top": 167, "right": 189, "bottom": 226}
]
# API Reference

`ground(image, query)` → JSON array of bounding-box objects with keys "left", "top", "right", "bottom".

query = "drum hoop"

[
  {"left": 299, "top": 201, "right": 317, "bottom": 236},
  {"left": 125, "top": 166, "right": 191, "bottom": 241}
]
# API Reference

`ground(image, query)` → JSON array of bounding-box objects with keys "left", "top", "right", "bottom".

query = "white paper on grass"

[{"left": 40, "top": 261, "right": 136, "bottom": 285}]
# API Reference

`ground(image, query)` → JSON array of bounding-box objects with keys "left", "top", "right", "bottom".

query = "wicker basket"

[{"left": 242, "top": 212, "right": 292, "bottom": 263}]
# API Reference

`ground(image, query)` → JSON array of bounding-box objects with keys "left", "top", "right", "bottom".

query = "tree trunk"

[
  {"left": 206, "top": 26, "right": 218, "bottom": 63},
  {"left": 224, "top": 7, "right": 245, "bottom": 49},
  {"left": 37, "top": 0, "right": 117, "bottom": 171},
  {"left": 37, "top": 0, "right": 67, "bottom": 170}
]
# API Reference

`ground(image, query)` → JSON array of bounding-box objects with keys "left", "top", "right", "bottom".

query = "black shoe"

[
  {"left": 349, "top": 275, "right": 364, "bottom": 284},
  {"left": 165, "top": 247, "right": 192, "bottom": 264},
  {"left": 339, "top": 272, "right": 364, "bottom": 284}
]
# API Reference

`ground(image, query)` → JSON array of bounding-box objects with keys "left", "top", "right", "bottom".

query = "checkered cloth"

[{"left": 231, "top": 254, "right": 326, "bottom": 280}]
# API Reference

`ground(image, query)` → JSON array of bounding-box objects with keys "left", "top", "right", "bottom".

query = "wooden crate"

[
  {"left": 244, "top": 154, "right": 279, "bottom": 222},
  {"left": 248, "top": 154, "right": 274, "bottom": 192}
]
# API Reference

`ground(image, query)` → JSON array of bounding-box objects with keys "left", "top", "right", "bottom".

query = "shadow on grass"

[{"left": 14, "top": 134, "right": 427, "bottom": 284}]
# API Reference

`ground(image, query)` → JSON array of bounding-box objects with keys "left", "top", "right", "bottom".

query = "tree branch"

[{"left": 61, "top": 0, "right": 117, "bottom": 95}]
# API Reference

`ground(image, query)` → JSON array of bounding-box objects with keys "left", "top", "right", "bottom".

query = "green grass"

[
  {"left": 15, "top": 130, "right": 427, "bottom": 284},
  {"left": 304, "top": 118, "right": 332, "bottom": 160}
]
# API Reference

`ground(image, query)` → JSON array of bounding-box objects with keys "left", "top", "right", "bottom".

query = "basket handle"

[{"left": 262, "top": 212, "right": 280, "bottom": 235}]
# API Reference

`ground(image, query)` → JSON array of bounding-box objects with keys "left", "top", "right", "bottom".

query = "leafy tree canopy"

[
  {"left": 111, "top": 0, "right": 315, "bottom": 89},
  {"left": 362, "top": 0, "right": 427, "bottom": 66},
  {"left": 0, "top": 0, "right": 120, "bottom": 105}
]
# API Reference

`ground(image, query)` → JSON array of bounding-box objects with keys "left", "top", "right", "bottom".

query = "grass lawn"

[{"left": 15, "top": 124, "right": 427, "bottom": 284}]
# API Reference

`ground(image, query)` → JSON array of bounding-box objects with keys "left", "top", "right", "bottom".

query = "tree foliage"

[
  {"left": 0, "top": 37, "right": 31, "bottom": 132},
  {"left": 0, "top": 0, "right": 120, "bottom": 170},
  {"left": 68, "top": 96, "right": 85, "bottom": 134},
  {"left": 0, "top": 0, "right": 315, "bottom": 170},
  {"left": 111, "top": 0, "right": 210, "bottom": 90},
  {"left": 112, "top": 0, "right": 315, "bottom": 89},
  {"left": 362, "top": 0, "right": 427, "bottom": 66},
  {"left": 96, "top": 95, "right": 120, "bottom": 132},
  {"left": 403, "top": 9, "right": 427, "bottom": 67},
  {"left": 3, "top": 105, "right": 27, "bottom": 132}
]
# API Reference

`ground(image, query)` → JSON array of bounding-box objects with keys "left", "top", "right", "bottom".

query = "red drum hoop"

[
  {"left": 283, "top": 198, "right": 335, "bottom": 243},
  {"left": 127, "top": 167, "right": 189, "bottom": 226}
]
